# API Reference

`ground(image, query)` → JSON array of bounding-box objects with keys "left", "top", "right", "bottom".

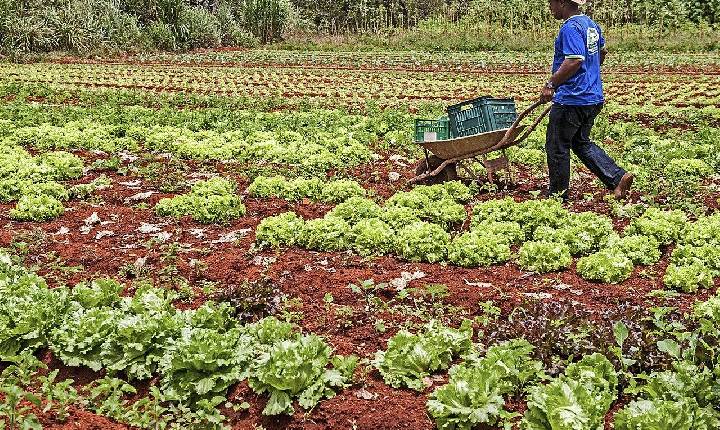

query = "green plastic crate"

[
  {"left": 447, "top": 97, "right": 517, "bottom": 138},
  {"left": 414, "top": 117, "right": 450, "bottom": 142}
]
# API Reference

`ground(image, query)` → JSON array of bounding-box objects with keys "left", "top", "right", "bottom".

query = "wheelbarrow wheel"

[{"left": 414, "top": 155, "right": 458, "bottom": 185}]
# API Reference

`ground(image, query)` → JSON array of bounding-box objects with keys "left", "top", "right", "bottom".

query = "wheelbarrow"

[{"left": 410, "top": 100, "right": 551, "bottom": 185}]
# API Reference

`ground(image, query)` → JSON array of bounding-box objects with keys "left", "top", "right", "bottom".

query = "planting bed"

[{"left": 1, "top": 50, "right": 720, "bottom": 430}]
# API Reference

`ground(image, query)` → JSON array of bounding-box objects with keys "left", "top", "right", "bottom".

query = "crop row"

[
  {"left": 255, "top": 183, "right": 720, "bottom": 292},
  {"left": 4, "top": 251, "right": 720, "bottom": 428},
  {"left": 101, "top": 50, "right": 720, "bottom": 74},
  {"left": 1, "top": 63, "right": 717, "bottom": 109}
]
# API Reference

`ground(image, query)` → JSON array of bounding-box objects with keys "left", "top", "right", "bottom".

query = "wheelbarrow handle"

[{"left": 489, "top": 100, "right": 552, "bottom": 153}]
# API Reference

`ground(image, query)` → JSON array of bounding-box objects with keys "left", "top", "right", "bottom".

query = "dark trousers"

[{"left": 546, "top": 103, "right": 625, "bottom": 200}]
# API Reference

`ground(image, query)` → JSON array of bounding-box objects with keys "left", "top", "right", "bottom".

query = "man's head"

[{"left": 549, "top": 0, "right": 585, "bottom": 20}]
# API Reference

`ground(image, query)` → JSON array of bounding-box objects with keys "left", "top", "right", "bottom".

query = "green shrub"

[
  {"left": 517, "top": 241, "right": 572, "bottom": 273},
  {"left": 577, "top": 251, "right": 634, "bottom": 284}
]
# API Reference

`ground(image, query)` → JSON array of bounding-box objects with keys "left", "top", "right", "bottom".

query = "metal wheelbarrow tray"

[{"left": 411, "top": 101, "right": 551, "bottom": 185}]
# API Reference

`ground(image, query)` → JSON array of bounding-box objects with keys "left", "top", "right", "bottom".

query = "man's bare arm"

[
  {"left": 600, "top": 46, "right": 608, "bottom": 66},
  {"left": 551, "top": 58, "right": 583, "bottom": 87},
  {"left": 540, "top": 59, "right": 583, "bottom": 103}
]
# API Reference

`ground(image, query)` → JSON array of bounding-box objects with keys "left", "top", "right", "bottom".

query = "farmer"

[{"left": 540, "top": 0, "right": 633, "bottom": 201}]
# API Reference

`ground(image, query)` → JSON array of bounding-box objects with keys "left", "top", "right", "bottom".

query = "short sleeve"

[{"left": 561, "top": 24, "right": 586, "bottom": 60}]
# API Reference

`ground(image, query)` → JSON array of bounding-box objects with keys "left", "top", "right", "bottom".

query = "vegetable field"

[{"left": 1, "top": 50, "right": 720, "bottom": 430}]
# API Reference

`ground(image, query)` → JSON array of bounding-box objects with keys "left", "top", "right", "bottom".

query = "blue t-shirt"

[{"left": 552, "top": 15, "right": 605, "bottom": 106}]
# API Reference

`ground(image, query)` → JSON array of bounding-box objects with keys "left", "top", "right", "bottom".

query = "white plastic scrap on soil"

[
  {"left": 126, "top": 191, "right": 156, "bottom": 202},
  {"left": 137, "top": 223, "right": 163, "bottom": 234},
  {"left": 390, "top": 271, "right": 426, "bottom": 290},
  {"left": 95, "top": 230, "right": 115, "bottom": 240},
  {"left": 464, "top": 279, "right": 493, "bottom": 288},
  {"left": 211, "top": 229, "right": 251, "bottom": 244}
]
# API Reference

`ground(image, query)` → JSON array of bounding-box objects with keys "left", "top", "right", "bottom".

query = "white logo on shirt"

[{"left": 587, "top": 28, "right": 599, "bottom": 55}]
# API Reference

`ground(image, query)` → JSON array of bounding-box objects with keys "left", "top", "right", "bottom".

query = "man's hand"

[{"left": 540, "top": 85, "right": 555, "bottom": 104}]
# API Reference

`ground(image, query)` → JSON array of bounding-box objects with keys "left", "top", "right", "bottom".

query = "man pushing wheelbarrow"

[
  {"left": 541, "top": 0, "right": 633, "bottom": 201},
  {"left": 411, "top": 0, "right": 634, "bottom": 201}
]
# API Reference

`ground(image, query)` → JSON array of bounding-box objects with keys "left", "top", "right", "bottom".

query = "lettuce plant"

[
  {"left": 326, "top": 197, "right": 382, "bottom": 224},
  {"left": 614, "top": 399, "right": 720, "bottom": 430},
  {"left": 517, "top": 241, "right": 572, "bottom": 273},
  {"left": 375, "top": 320, "right": 473, "bottom": 391},
  {"left": 298, "top": 217, "right": 351, "bottom": 251},
  {"left": 624, "top": 208, "right": 687, "bottom": 245},
  {"left": 248, "top": 334, "right": 357, "bottom": 415},
  {"left": 533, "top": 212, "right": 614, "bottom": 256},
  {"left": 159, "top": 327, "right": 254, "bottom": 404},
  {"left": 576, "top": 251, "right": 634, "bottom": 284},
  {"left": 319, "top": 179, "right": 367, "bottom": 203},
  {"left": 470, "top": 221, "right": 524, "bottom": 245},
  {"left": 155, "top": 177, "right": 246, "bottom": 224},
  {"left": 395, "top": 221, "right": 450, "bottom": 263},
  {"left": 427, "top": 339, "right": 544, "bottom": 430},
  {"left": 0, "top": 254, "right": 68, "bottom": 360},
  {"left": 381, "top": 206, "right": 421, "bottom": 231},
  {"left": 663, "top": 263, "right": 714, "bottom": 293},
  {"left": 521, "top": 354, "right": 617, "bottom": 430},
  {"left": 448, "top": 232, "right": 511, "bottom": 268},
  {"left": 671, "top": 244, "right": 720, "bottom": 276},
  {"left": 10, "top": 195, "right": 65, "bottom": 222},
  {"left": 350, "top": 218, "right": 394, "bottom": 256},
  {"left": 255, "top": 212, "right": 305, "bottom": 248},
  {"left": 607, "top": 234, "right": 661, "bottom": 265}
]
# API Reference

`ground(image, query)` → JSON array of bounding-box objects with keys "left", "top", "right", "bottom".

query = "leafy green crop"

[
  {"left": 255, "top": 212, "right": 305, "bottom": 248},
  {"left": 375, "top": 320, "right": 473, "bottom": 391},
  {"left": 326, "top": 197, "right": 382, "bottom": 224},
  {"left": 249, "top": 334, "right": 357, "bottom": 415},
  {"left": 0, "top": 253, "right": 68, "bottom": 360},
  {"left": 298, "top": 217, "right": 351, "bottom": 251},
  {"left": 100, "top": 287, "right": 181, "bottom": 380},
  {"left": 577, "top": 251, "right": 634, "bottom": 284},
  {"left": 10, "top": 195, "right": 65, "bottom": 222},
  {"left": 518, "top": 241, "right": 572, "bottom": 273},
  {"left": 248, "top": 175, "right": 366, "bottom": 203},
  {"left": 159, "top": 327, "right": 253, "bottom": 404},
  {"left": 533, "top": 212, "right": 613, "bottom": 256},
  {"left": 427, "top": 339, "right": 544, "bottom": 430},
  {"left": 521, "top": 354, "right": 617, "bottom": 430},
  {"left": 50, "top": 307, "right": 122, "bottom": 371},
  {"left": 470, "top": 221, "right": 524, "bottom": 245},
  {"left": 671, "top": 244, "right": 720, "bottom": 276},
  {"left": 664, "top": 263, "right": 714, "bottom": 292},
  {"left": 614, "top": 399, "right": 720, "bottom": 430},
  {"left": 607, "top": 234, "right": 661, "bottom": 265},
  {"left": 155, "top": 177, "right": 246, "bottom": 224},
  {"left": 624, "top": 208, "right": 687, "bottom": 245},
  {"left": 350, "top": 218, "right": 394, "bottom": 256},
  {"left": 615, "top": 362, "right": 720, "bottom": 429},
  {"left": 395, "top": 221, "right": 450, "bottom": 263},
  {"left": 448, "top": 232, "right": 511, "bottom": 268}
]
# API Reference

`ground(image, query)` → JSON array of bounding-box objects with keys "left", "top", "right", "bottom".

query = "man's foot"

[{"left": 613, "top": 173, "right": 634, "bottom": 200}]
